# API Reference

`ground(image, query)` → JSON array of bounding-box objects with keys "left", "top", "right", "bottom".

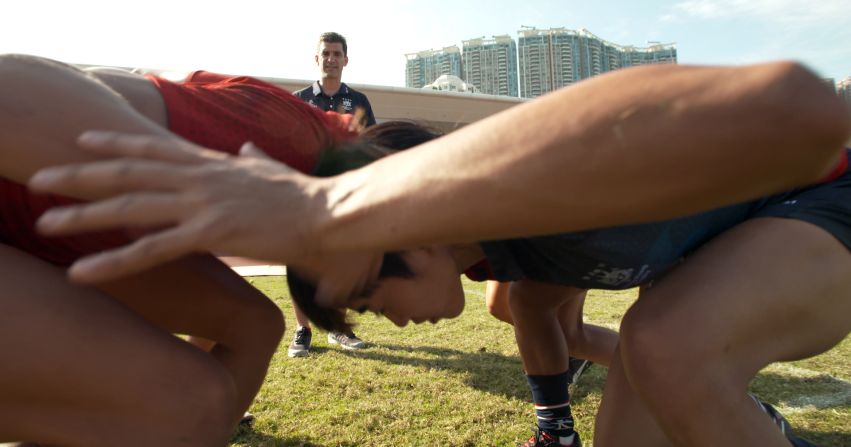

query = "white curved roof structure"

[{"left": 422, "top": 74, "right": 480, "bottom": 94}]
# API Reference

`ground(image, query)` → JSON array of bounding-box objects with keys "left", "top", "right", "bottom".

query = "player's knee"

[
  {"left": 619, "top": 308, "right": 686, "bottom": 389},
  {"left": 122, "top": 352, "right": 237, "bottom": 445},
  {"left": 620, "top": 306, "right": 726, "bottom": 407},
  {"left": 224, "top": 294, "right": 286, "bottom": 350},
  {"left": 561, "top": 327, "right": 589, "bottom": 355},
  {"left": 487, "top": 297, "right": 513, "bottom": 324},
  {"left": 163, "top": 356, "right": 238, "bottom": 444},
  {"left": 251, "top": 298, "right": 286, "bottom": 346}
]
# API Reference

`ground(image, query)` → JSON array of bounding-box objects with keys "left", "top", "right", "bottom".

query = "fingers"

[
  {"left": 65, "top": 224, "right": 205, "bottom": 283},
  {"left": 26, "top": 131, "right": 328, "bottom": 282},
  {"left": 36, "top": 193, "right": 189, "bottom": 236},
  {"left": 77, "top": 131, "right": 229, "bottom": 164},
  {"left": 29, "top": 158, "right": 197, "bottom": 198}
]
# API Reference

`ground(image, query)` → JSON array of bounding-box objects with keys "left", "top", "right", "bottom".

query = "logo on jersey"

[
  {"left": 582, "top": 263, "right": 650, "bottom": 287},
  {"left": 342, "top": 97, "right": 353, "bottom": 111}
]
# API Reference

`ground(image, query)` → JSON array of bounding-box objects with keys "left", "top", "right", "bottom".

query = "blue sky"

[{"left": 2, "top": 0, "right": 849, "bottom": 88}]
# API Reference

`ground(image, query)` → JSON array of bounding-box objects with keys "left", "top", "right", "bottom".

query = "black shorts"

[{"left": 753, "top": 148, "right": 851, "bottom": 251}]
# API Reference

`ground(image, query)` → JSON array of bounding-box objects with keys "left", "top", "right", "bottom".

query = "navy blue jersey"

[{"left": 294, "top": 81, "right": 376, "bottom": 127}]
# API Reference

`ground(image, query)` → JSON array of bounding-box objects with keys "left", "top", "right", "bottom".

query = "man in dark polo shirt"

[
  {"left": 294, "top": 31, "right": 376, "bottom": 127},
  {"left": 290, "top": 32, "right": 374, "bottom": 357}
]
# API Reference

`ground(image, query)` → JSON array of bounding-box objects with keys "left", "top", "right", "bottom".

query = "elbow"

[
  {"left": 765, "top": 62, "right": 851, "bottom": 179},
  {"left": 777, "top": 62, "right": 850, "bottom": 139}
]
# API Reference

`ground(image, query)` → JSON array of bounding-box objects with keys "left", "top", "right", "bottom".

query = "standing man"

[
  {"left": 294, "top": 31, "right": 376, "bottom": 127},
  {"left": 289, "top": 32, "right": 374, "bottom": 356}
]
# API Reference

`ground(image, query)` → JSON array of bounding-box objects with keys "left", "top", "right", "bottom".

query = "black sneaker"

[
  {"left": 239, "top": 411, "right": 255, "bottom": 427},
  {"left": 287, "top": 327, "right": 312, "bottom": 358},
  {"left": 520, "top": 427, "right": 581, "bottom": 447},
  {"left": 566, "top": 357, "right": 593, "bottom": 385},
  {"left": 750, "top": 394, "right": 820, "bottom": 447},
  {"left": 327, "top": 331, "right": 366, "bottom": 350}
]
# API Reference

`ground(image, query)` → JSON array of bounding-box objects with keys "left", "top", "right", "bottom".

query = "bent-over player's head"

[{"left": 287, "top": 121, "right": 466, "bottom": 331}]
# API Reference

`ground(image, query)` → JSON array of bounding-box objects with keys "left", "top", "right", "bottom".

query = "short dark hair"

[
  {"left": 286, "top": 121, "right": 443, "bottom": 331},
  {"left": 287, "top": 252, "right": 414, "bottom": 332},
  {"left": 360, "top": 120, "right": 443, "bottom": 150},
  {"left": 313, "top": 121, "right": 443, "bottom": 177},
  {"left": 318, "top": 32, "right": 348, "bottom": 56}
]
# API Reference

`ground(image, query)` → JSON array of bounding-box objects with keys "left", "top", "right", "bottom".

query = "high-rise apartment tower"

[
  {"left": 462, "top": 35, "right": 518, "bottom": 97},
  {"left": 517, "top": 27, "right": 676, "bottom": 98},
  {"left": 405, "top": 46, "right": 463, "bottom": 89}
]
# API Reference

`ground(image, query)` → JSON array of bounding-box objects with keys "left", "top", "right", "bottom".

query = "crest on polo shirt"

[{"left": 342, "top": 97, "right": 353, "bottom": 111}]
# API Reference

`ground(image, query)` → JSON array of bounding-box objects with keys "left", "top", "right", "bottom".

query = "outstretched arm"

[
  {"left": 318, "top": 61, "right": 849, "bottom": 250},
  {"left": 31, "top": 62, "right": 851, "bottom": 282}
]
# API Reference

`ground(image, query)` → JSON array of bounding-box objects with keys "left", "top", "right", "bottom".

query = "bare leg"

[
  {"left": 0, "top": 54, "right": 280, "bottom": 439},
  {"left": 88, "top": 65, "right": 280, "bottom": 422},
  {"left": 503, "top": 281, "right": 618, "bottom": 373},
  {"left": 97, "top": 255, "right": 284, "bottom": 426},
  {"left": 597, "top": 217, "right": 851, "bottom": 446},
  {"left": 292, "top": 302, "right": 313, "bottom": 329},
  {"left": 556, "top": 292, "right": 618, "bottom": 367},
  {"left": 485, "top": 280, "right": 514, "bottom": 324},
  {"left": 0, "top": 245, "right": 236, "bottom": 446},
  {"left": 508, "top": 281, "right": 585, "bottom": 374},
  {"left": 595, "top": 343, "right": 674, "bottom": 447}
]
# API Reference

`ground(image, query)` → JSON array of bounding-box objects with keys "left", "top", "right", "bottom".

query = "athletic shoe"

[
  {"left": 239, "top": 411, "right": 255, "bottom": 427},
  {"left": 750, "top": 394, "right": 820, "bottom": 447},
  {"left": 328, "top": 331, "right": 366, "bottom": 350},
  {"left": 287, "top": 327, "right": 312, "bottom": 358},
  {"left": 520, "top": 427, "right": 582, "bottom": 447},
  {"left": 566, "top": 357, "right": 593, "bottom": 385}
]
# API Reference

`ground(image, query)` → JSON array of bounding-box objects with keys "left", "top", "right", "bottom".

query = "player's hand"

[{"left": 29, "top": 131, "right": 331, "bottom": 283}]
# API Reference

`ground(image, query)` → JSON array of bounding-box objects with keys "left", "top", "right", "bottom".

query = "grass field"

[{"left": 229, "top": 277, "right": 850, "bottom": 447}]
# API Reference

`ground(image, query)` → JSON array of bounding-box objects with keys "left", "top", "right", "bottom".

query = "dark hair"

[
  {"left": 287, "top": 121, "right": 443, "bottom": 331},
  {"left": 313, "top": 121, "right": 443, "bottom": 177},
  {"left": 360, "top": 120, "right": 443, "bottom": 150},
  {"left": 318, "top": 32, "right": 348, "bottom": 56},
  {"left": 287, "top": 252, "right": 414, "bottom": 332}
]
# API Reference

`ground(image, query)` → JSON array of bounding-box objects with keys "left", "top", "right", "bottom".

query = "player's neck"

[{"left": 320, "top": 78, "right": 342, "bottom": 96}]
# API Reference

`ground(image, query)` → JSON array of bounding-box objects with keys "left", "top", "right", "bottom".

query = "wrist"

[{"left": 311, "top": 167, "right": 376, "bottom": 255}]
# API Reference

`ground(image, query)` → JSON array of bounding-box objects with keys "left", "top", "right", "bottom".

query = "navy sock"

[{"left": 527, "top": 369, "right": 576, "bottom": 440}]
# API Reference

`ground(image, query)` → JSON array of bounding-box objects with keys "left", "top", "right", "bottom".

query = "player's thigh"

[
  {"left": 97, "top": 254, "right": 284, "bottom": 344},
  {"left": 0, "top": 243, "right": 231, "bottom": 442},
  {"left": 622, "top": 217, "right": 851, "bottom": 378}
]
